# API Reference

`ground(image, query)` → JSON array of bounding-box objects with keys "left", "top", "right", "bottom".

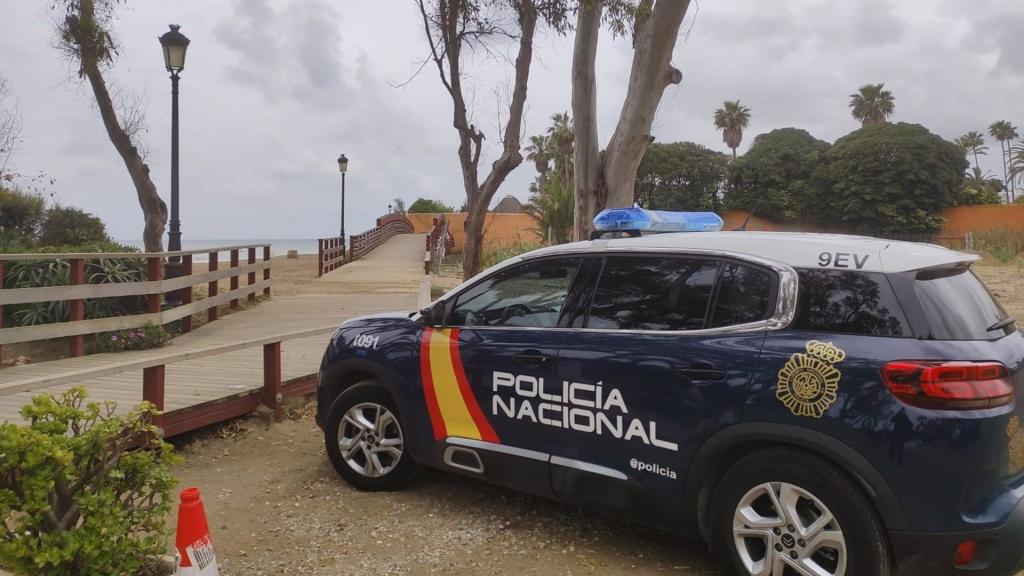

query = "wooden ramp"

[{"left": 0, "top": 234, "right": 427, "bottom": 433}]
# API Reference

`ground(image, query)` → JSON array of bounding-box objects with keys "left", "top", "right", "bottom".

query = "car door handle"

[
  {"left": 514, "top": 350, "right": 550, "bottom": 366},
  {"left": 678, "top": 362, "right": 726, "bottom": 382}
]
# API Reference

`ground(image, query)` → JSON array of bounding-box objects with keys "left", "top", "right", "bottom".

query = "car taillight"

[{"left": 881, "top": 361, "right": 1014, "bottom": 410}]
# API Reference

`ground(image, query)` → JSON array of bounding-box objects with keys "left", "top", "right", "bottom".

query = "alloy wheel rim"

[
  {"left": 338, "top": 402, "right": 404, "bottom": 478},
  {"left": 732, "top": 481, "right": 847, "bottom": 576}
]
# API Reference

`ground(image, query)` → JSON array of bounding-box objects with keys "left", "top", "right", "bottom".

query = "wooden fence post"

[
  {"left": 180, "top": 255, "right": 193, "bottom": 333},
  {"left": 143, "top": 364, "right": 166, "bottom": 429},
  {"left": 230, "top": 249, "right": 240, "bottom": 310},
  {"left": 263, "top": 341, "right": 283, "bottom": 422},
  {"left": 207, "top": 251, "right": 219, "bottom": 323},
  {"left": 263, "top": 246, "right": 271, "bottom": 296},
  {"left": 147, "top": 257, "right": 163, "bottom": 314},
  {"left": 247, "top": 247, "right": 257, "bottom": 302},
  {"left": 69, "top": 258, "right": 85, "bottom": 357},
  {"left": 318, "top": 239, "right": 324, "bottom": 277}
]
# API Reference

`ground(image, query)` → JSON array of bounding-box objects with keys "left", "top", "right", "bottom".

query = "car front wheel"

[
  {"left": 324, "top": 381, "right": 419, "bottom": 491},
  {"left": 711, "top": 447, "right": 892, "bottom": 576}
]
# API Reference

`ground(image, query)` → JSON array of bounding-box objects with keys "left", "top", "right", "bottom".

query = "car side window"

[
  {"left": 587, "top": 256, "right": 719, "bottom": 331},
  {"left": 708, "top": 263, "right": 774, "bottom": 328},
  {"left": 792, "top": 269, "right": 909, "bottom": 336},
  {"left": 450, "top": 258, "right": 581, "bottom": 328}
]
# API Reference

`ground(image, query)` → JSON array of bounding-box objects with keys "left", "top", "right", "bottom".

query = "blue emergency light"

[{"left": 592, "top": 207, "right": 724, "bottom": 234}]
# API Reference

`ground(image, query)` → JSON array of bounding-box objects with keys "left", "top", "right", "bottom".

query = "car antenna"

[{"left": 733, "top": 196, "right": 764, "bottom": 231}]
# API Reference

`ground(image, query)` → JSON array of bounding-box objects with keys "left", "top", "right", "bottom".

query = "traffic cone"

[{"left": 175, "top": 487, "right": 220, "bottom": 576}]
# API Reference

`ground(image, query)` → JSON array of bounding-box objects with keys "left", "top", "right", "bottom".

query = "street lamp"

[
  {"left": 158, "top": 24, "right": 190, "bottom": 303},
  {"left": 337, "top": 154, "right": 348, "bottom": 243}
]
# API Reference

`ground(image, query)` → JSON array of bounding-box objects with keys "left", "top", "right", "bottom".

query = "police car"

[{"left": 316, "top": 208, "right": 1024, "bottom": 576}]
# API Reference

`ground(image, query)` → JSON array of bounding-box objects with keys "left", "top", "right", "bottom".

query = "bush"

[
  {"left": 38, "top": 205, "right": 109, "bottom": 247},
  {"left": 1015, "top": 196, "right": 1024, "bottom": 205},
  {"left": 975, "top": 229, "right": 1024, "bottom": 263},
  {"left": 481, "top": 239, "right": 543, "bottom": 268},
  {"left": 0, "top": 388, "right": 178, "bottom": 576},
  {"left": 0, "top": 187, "right": 45, "bottom": 249},
  {"left": 635, "top": 142, "right": 728, "bottom": 213},
  {"left": 812, "top": 123, "right": 965, "bottom": 235},
  {"left": 408, "top": 198, "right": 455, "bottom": 213},
  {"left": 86, "top": 324, "right": 172, "bottom": 354}
]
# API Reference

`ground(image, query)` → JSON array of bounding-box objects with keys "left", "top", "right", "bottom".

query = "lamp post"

[
  {"left": 158, "top": 24, "right": 190, "bottom": 303},
  {"left": 337, "top": 154, "right": 348, "bottom": 248}
]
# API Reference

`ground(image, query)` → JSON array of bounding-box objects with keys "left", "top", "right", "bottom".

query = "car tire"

[
  {"left": 324, "top": 380, "right": 420, "bottom": 491},
  {"left": 711, "top": 447, "right": 892, "bottom": 576}
]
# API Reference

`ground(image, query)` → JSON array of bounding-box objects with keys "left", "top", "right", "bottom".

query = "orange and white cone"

[{"left": 175, "top": 487, "right": 220, "bottom": 576}]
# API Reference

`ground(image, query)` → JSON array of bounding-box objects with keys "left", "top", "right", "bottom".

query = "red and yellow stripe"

[{"left": 420, "top": 327, "right": 499, "bottom": 443}]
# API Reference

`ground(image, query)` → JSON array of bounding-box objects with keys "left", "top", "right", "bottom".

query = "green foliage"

[
  {"left": 524, "top": 178, "right": 574, "bottom": 244},
  {"left": 0, "top": 187, "right": 46, "bottom": 250},
  {"left": 1015, "top": 196, "right": 1024, "bottom": 205},
  {"left": 0, "top": 388, "right": 178, "bottom": 576},
  {"left": 713, "top": 100, "right": 751, "bottom": 157},
  {"left": 481, "top": 238, "right": 543, "bottom": 269},
  {"left": 849, "top": 83, "right": 895, "bottom": 127},
  {"left": 975, "top": 229, "right": 1024, "bottom": 263},
  {"left": 408, "top": 197, "right": 455, "bottom": 213},
  {"left": 812, "top": 123, "right": 965, "bottom": 235},
  {"left": 958, "top": 167, "right": 1004, "bottom": 206},
  {"left": 726, "top": 129, "right": 830, "bottom": 221},
  {"left": 635, "top": 142, "right": 727, "bottom": 213},
  {"left": 38, "top": 205, "right": 109, "bottom": 247},
  {"left": 85, "top": 324, "right": 171, "bottom": 355}
]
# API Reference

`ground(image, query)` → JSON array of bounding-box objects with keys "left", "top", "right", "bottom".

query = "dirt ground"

[{"left": 169, "top": 405, "right": 719, "bottom": 576}]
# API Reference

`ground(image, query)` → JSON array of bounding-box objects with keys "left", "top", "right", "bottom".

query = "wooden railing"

[
  {"left": 317, "top": 237, "right": 346, "bottom": 277},
  {"left": 0, "top": 244, "right": 271, "bottom": 358},
  {"left": 350, "top": 215, "right": 414, "bottom": 260}
]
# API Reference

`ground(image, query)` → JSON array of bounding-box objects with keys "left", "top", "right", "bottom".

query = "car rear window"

[
  {"left": 914, "top": 266, "right": 1012, "bottom": 340},
  {"left": 708, "top": 263, "right": 774, "bottom": 328},
  {"left": 792, "top": 269, "right": 909, "bottom": 337}
]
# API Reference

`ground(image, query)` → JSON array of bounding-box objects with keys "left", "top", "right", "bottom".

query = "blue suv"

[{"left": 316, "top": 226, "right": 1024, "bottom": 576}]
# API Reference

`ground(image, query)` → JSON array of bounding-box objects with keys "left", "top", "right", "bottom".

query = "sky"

[{"left": 0, "top": 0, "right": 1022, "bottom": 242}]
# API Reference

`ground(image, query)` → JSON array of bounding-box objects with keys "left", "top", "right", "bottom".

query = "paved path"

[{"left": 0, "top": 234, "right": 427, "bottom": 428}]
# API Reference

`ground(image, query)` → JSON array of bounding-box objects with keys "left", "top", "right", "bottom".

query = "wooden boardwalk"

[{"left": 0, "top": 234, "right": 427, "bottom": 430}]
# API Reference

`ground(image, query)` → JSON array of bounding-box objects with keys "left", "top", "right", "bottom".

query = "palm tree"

[
  {"left": 962, "top": 167, "right": 1004, "bottom": 205},
  {"left": 849, "top": 84, "right": 895, "bottom": 127},
  {"left": 954, "top": 131, "right": 988, "bottom": 172},
  {"left": 525, "top": 178, "right": 574, "bottom": 244},
  {"left": 525, "top": 134, "right": 550, "bottom": 178},
  {"left": 546, "top": 112, "right": 575, "bottom": 191},
  {"left": 1009, "top": 139, "right": 1024, "bottom": 201},
  {"left": 989, "top": 121, "right": 1019, "bottom": 202},
  {"left": 713, "top": 100, "right": 751, "bottom": 160}
]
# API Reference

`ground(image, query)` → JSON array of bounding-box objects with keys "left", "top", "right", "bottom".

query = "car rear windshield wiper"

[{"left": 986, "top": 317, "right": 1017, "bottom": 332}]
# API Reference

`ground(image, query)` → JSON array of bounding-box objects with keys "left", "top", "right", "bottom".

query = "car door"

[
  {"left": 551, "top": 254, "right": 776, "bottom": 530},
  {"left": 420, "top": 256, "right": 585, "bottom": 497}
]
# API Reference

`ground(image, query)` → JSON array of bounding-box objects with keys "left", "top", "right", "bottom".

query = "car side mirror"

[{"left": 420, "top": 301, "right": 447, "bottom": 327}]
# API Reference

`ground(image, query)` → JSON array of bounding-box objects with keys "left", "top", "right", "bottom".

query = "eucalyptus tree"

[
  {"left": 572, "top": 0, "right": 692, "bottom": 239},
  {"left": 713, "top": 100, "right": 751, "bottom": 160},
  {"left": 53, "top": 0, "right": 166, "bottom": 251},
  {"left": 849, "top": 83, "right": 895, "bottom": 127}
]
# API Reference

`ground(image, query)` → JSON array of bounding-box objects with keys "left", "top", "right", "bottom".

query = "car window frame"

[
  {"left": 434, "top": 247, "right": 798, "bottom": 335},
  {"left": 580, "top": 252, "right": 781, "bottom": 334},
  {"left": 442, "top": 255, "right": 589, "bottom": 330}
]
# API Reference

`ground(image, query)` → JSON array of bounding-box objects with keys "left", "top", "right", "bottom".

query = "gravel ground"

[{"left": 168, "top": 405, "right": 719, "bottom": 576}]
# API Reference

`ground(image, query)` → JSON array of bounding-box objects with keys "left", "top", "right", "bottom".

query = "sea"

[{"left": 120, "top": 239, "right": 320, "bottom": 262}]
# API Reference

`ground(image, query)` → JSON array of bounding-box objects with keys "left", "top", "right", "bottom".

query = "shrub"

[
  {"left": 408, "top": 198, "right": 455, "bottom": 213},
  {"left": 38, "top": 205, "right": 109, "bottom": 247},
  {"left": 481, "top": 238, "right": 543, "bottom": 269},
  {"left": 0, "top": 388, "right": 178, "bottom": 576},
  {"left": 975, "top": 228, "right": 1024, "bottom": 264},
  {"left": 0, "top": 187, "right": 45, "bottom": 249},
  {"left": 86, "top": 324, "right": 172, "bottom": 355}
]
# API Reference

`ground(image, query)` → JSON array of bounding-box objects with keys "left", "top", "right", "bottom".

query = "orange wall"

[
  {"left": 407, "top": 213, "right": 542, "bottom": 253},
  {"left": 723, "top": 206, "right": 1024, "bottom": 237}
]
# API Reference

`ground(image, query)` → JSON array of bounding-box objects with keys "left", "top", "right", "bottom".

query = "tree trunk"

[
  {"left": 572, "top": 0, "right": 690, "bottom": 240},
  {"left": 82, "top": 62, "right": 166, "bottom": 251},
  {"left": 572, "top": 0, "right": 603, "bottom": 240}
]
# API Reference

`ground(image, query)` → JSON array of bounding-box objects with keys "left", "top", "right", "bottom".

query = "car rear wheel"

[
  {"left": 711, "top": 447, "right": 892, "bottom": 576},
  {"left": 324, "top": 381, "right": 419, "bottom": 491}
]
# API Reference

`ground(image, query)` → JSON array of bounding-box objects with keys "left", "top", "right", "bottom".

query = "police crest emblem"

[{"left": 777, "top": 341, "right": 846, "bottom": 418}]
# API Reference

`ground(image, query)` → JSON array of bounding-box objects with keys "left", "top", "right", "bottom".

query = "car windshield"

[{"left": 914, "top": 266, "right": 1013, "bottom": 340}]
